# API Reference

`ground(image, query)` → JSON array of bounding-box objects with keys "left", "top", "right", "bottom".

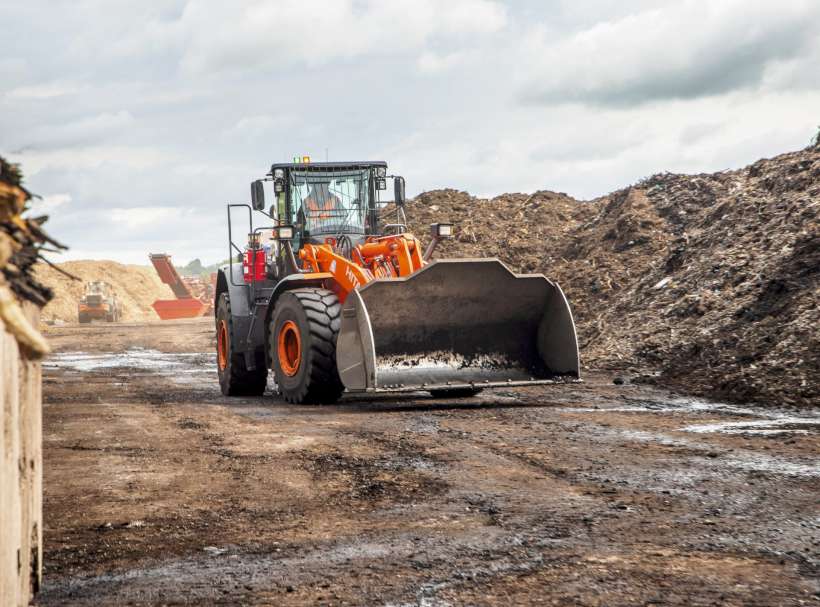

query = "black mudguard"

[{"left": 215, "top": 263, "right": 270, "bottom": 370}]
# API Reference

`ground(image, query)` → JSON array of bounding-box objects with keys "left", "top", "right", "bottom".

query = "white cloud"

[
  {"left": 518, "top": 0, "right": 820, "bottom": 106},
  {"left": 14, "top": 145, "right": 172, "bottom": 174},
  {"left": 29, "top": 193, "right": 72, "bottom": 215},
  {"left": 109, "top": 206, "right": 185, "bottom": 229},
  {"left": 177, "top": 0, "right": 507, "bottom": 73},
  {"left": 227, "top": 114, "right": 296, "bottom": 138},
  {"left": 416, "top": 50, "right": 472, "bottom": 75},
  {"left": 11, "top": 111, "right": 136, "bottom": 151},
  {"left": 0, "top": 56, "right": 28, "bottom": 85},
  {"left": 383, "top": 88, "right": 820, "bottom": 199},
  {"left": 2, "top": 1, "right": 819, "bottom": 266},
  {"left": 5, "top": 81, "right": 83, "bottom": 100}
]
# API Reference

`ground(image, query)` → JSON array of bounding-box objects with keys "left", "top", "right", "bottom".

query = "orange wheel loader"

[
  {"left": 78, "top": 281, "right": 120, "bottom": 324},
  {"left": 215, "top": 161, "right": 579, "bottom": 403}
]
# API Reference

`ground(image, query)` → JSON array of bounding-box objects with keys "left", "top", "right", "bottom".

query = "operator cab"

[
  {"left": 247, "top": 161, "right": 406, "bottom": 277},
  {"left": 257, "top": 161, "right": 402, "bottom": 236}
]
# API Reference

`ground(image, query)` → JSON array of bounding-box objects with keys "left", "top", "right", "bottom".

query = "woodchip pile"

[
  {"left": 35, "top": 260, "right": 174, "bottom": 323},
  {"left": 395, "top": 144, "right": 819, "bottom": 407}
]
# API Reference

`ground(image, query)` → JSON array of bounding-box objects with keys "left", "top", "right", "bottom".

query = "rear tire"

[
  {"left": 270, "top": 288, "right": 344, "bottom": 404},
  {"left": 216, "top": 293, "right": 267, "bottom": 396},
  {"left": 429, "top": 388, "right": 483, "bottom": 399}
]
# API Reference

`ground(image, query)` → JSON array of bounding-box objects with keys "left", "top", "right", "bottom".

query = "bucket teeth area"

[
  {"left": 376, "top": 351, "right": 539, "bottom": 388},
  {"left": 336, "top": 259, "right": 580, "bottom": 392}
]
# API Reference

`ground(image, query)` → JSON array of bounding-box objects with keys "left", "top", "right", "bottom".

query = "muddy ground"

[{"left": 35, "top": 318, "right": 819, "bottom": 606}]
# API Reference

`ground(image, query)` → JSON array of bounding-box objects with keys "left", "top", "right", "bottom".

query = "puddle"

[
  {"left": 616, "top": 428, "right": 820, "bottom": 477},
  {"left": 561, "top": 397, "right": 772, "bottom": 418},
  {"left": 45, "top": 348, "right": 216, "bottom": 376},
  {"left": 562, "top": 396, "right": 820, "bottom": 440},
  {"left": 681, "top": 418, "right": 819, "bottom": 436}
]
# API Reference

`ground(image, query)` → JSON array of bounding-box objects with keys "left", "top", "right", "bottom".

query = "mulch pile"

[{"left": 394, "top": 144, "right": 819, "bottom": 407}]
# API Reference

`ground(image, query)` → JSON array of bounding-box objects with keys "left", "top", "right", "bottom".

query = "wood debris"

[{"left": 0, "top": 156, "right": 66, "bottom": 358}]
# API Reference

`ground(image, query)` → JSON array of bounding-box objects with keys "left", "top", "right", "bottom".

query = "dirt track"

[{"left": 36, "top": 319, "right": 819, "bottom": 606}]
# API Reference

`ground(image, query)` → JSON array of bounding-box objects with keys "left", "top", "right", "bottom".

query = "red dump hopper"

[
  {"left": 151, "top": 298, "right": 208, "bottom": 320},
  {"left": 149, "top": 253, "right": 211, "bottom": 320}
]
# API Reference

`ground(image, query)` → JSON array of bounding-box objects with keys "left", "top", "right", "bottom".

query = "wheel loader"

[
  {"left": 78, "top": 281, "right": 120, "bottom": 324},
  {"left": 215, "top": 160, "right": 579, "bottom": 403}
]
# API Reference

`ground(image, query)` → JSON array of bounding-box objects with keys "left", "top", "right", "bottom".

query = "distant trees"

[
  {"left": 181, "top": 258, "right": 205, "bottom": 276},
  {"left": 177, "top": 258, "right": 229, "bottom": 279}
]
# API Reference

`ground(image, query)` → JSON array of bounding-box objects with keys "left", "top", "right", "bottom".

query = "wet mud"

[{"left": 36, "top": 319, "right": 819, "bottom": 605}]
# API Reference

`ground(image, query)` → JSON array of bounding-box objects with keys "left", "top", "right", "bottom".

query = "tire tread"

[{"left": 271, "top": 288, "right": 344, "bottom": 404}]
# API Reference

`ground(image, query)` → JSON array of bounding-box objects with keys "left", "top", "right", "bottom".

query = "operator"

[{"left": 303, "top": 183, "right": 342, "bottom": 221}]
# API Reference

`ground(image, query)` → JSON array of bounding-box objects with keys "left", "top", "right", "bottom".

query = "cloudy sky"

[{"left": 2, "top": 0, "right": 819, "bottom": 265}]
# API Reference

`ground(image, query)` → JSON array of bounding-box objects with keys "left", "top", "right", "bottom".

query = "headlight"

[
  {"left": 375, "top": 177, "right": 387, "bottom": 190},
  {"left": 431, "top": 223, "right": 454, "bottom": 238},
  {"left": 273, "top": 168, "right": 285, "bottom": 179},
  {"left": 277, "top": 226, "right": 294, "bottom": 240},
  {"left": 375, "top": 167, "right": 387, "bottom": 177},
  {"left": 274, "top": 179, "right": 285, "bottom": 194}
]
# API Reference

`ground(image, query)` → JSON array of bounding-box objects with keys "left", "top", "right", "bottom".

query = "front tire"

[
  {"left": 270, "top": 288, "right": 344, "bottom": 404},
  {"left": 216, "top": 293, "right": 267, "bottom": 396}
]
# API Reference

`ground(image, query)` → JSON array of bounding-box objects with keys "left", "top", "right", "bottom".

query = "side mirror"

[
  {"left": 393, "top": 176, "right": 406, "bottom": 207},
  {"left": 251, "top": 180, "right": 265, "bottom": 211}
]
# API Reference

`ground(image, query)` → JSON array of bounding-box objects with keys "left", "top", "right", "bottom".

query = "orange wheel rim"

[
  {"left": 217, "top": 320, "right": 229, "bottom": 370},
  {"left": 278, "top": 320, "right": 301, "bottom": 376}
]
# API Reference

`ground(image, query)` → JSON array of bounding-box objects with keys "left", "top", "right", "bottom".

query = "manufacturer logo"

[{"left": 345, "top": 265, "right": 360, "bottom": 288}]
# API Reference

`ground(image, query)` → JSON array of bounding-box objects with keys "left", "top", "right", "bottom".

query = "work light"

[
  {"left": 376, "top": 177, "right": 387, "bottom": 190},
  {"left": 375, "top": 167, "right": 387, "bottom": 177},
  {"left": 431, "top": 223, "right": 454, "bottom": 239},
  {"left": 274, "top": 179, "right": 284, "bottom": 194},
  {"left": 273, "top": 168, "right": 285, "bottom": 179},
  {"left": 276, "top": 226, "right": 294, "bottom": 240}
]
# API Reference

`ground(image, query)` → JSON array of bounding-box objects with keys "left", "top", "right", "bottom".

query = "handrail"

[{"left": 227, "top": 204, "right": 252, "bottom": 288}]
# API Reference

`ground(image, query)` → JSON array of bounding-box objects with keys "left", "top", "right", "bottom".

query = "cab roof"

[{"left": 269, "top": 161, "right": 387, "bottom": 173}]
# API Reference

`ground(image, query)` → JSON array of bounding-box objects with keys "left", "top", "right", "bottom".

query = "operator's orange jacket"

[{"left": 304, "top": 193, "right": 341, "bottom": 219}]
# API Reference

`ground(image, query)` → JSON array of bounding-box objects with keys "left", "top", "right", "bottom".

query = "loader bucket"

[{"left": 336, "top": 259, "right": 579, "bottom": 392}]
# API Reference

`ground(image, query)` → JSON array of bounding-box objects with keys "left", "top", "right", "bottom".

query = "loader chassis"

[{"left": 215, "top": 161, "right": 580, "bottom": 403}]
